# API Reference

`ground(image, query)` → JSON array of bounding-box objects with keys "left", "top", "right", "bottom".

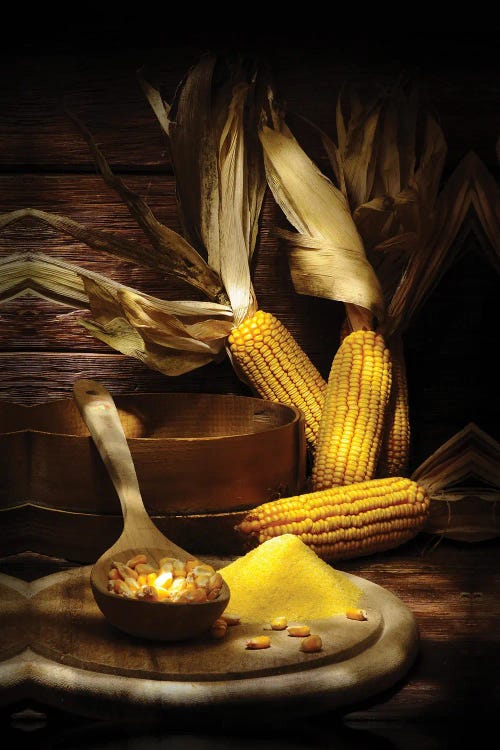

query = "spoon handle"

[{"left": 73, "top": 379, "right": 153, "bottom": 534}]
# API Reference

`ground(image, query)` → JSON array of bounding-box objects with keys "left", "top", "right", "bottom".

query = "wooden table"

[{"left": 1, "top": 535, "right": 497, "bottom": 748}]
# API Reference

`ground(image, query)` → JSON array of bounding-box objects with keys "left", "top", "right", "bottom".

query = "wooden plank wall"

[{"left": 1, "top": 30, "right": 499, "bottom": 472}]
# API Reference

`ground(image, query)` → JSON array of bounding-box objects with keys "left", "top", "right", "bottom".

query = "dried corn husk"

[
  {"left": 0, "top": 252, "right": 232, "bottom": 375},
  {"left": 259, "top": 92, "right": 384, "bottom": 331},
  {"left": 1, "top": 58, "right": 266, "bottom": 376},
  {"left": 262, "top": 84, "right": 476, "bottom": 341},
  {"left": 413, "top": 424, "right": 500, "bottom": 542}
]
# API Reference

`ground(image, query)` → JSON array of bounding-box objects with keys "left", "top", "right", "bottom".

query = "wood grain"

[
  {"left": 0, "top": 504, "right": 252, "bottom": 561},
  {"left": 1, "top": 40, "right": 499, "bottom": 172},
  {"left": 0, "top": 576, "right": 29, "bottom": 661}
]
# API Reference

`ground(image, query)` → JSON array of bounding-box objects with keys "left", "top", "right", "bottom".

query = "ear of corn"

[
  {"left": 236, "top": 476, "right": 430, "bottom": 560},
  {"left": 377, "top": 335, "right": 410, "bottom": 477},
  {"left": 339, "top": 321, "right": 411, "bottom": 478},
  {"left": 228, "top": 310, "right": 327, "bottom": 448},
  {"left": 312, "top": 329, "right": 392, "bottom": 490}
]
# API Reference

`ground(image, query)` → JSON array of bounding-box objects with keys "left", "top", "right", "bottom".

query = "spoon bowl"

[{"left": 73, "top": 379, "right": 230, "bottom": 641}]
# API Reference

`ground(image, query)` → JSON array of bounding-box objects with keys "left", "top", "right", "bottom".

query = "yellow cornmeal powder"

[{"left": 220, "top": 534, "right": 361, "bottom": 623}]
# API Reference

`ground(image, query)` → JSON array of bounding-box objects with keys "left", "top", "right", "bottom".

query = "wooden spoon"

[{"left": 73, "top": 379, "right": 230, "bottom": 641}]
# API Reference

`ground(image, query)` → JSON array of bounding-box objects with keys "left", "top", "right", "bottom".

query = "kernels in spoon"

[
  {"left": 136, "top": 585, "right": 158, "bottom": 601},
  {"left": 125, "top": 577, "right": 140, "bottom": 591},
  {"left": 185, "top": 559, "right": 201, "bottom": 574},
  {"left": 169, "top": 577, "right": 187, "bottom": 597},
  {"left": 192, "top": 564, "right": 215, "bottom": 577},
  {"left": 156, "top": 587, "right": 171, "bottom": 601},
  {"left": 172, "top": 560, "right": 186, "bottom": 577},
  {"left": 113, "top": 562, "right": 138, "bottom": 581},
  {"left": 135, "top": 563, "right": 155, "bottom": 575},
  {"left": 107, "top": 556, "right": 222, "bottom": 603},
  {"left": 179, "top": 587, "right": 208, "bottom": 603},
  {"left": 126, "top": 554, "right": 148, "bottom": 568},
  {"left": 154, "top": 570, "right": 173, "bottom": 589},
  {"left": 193, "top": 574, "right": 211, "bottom": 589},
  {"left": 159, "top": 556, "right": 176, "bottom": 568}
]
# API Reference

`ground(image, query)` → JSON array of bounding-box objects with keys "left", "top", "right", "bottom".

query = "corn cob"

[
  {"left": 236, "top": 476, "right": 430, "bottom": 561},
  {"left": 312, "top": 329, "right": 392, "bottom": 490},
  {"left": 339, "top": 322, "right": 410, "bottom": 478},
  {"left": 377, "top": 335, "right": 410, "bottom": 477},
  {"left": 228, "top": 310, "right": 327, "bottom": 448}
]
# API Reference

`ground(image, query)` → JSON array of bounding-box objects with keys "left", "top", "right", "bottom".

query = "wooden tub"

[{"left": 0, "top": 394, "right": 306, "bottom": 561}]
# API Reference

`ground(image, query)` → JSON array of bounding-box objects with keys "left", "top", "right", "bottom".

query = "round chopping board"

[{"left": 23, "top": 566, "right": 419, "bottom": 720}]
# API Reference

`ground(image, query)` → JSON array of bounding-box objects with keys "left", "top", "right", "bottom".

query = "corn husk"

[
  {"left": 1, "top": 58, "right": 267, "bottom": 376},
  {"left": 265, "top": 84, "right": 473, "bottom": 339},
  {"left": 259, "top": 92, "right": 384, "bottom": 331},
  {"left": 0, "top": 252, "right": 232, "bottom": 375},
  {"left": 413, "top": 424, "right": 500, "bottom": 542}
]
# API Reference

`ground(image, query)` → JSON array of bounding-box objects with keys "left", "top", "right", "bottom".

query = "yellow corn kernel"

[
  {"left": 126, "top": 554, "right": 148, "bottom": 568},
  {"left": 300, "top": 634, "right": 323, "bottom": 653},
  {"left": 135, "top": 563, "right": 156, "bottom": 575},
  {"left": 220, "top": 613, "right": 241, "bottom": 626},
  {"left": 146, "top": 572, "right": 157, "bottom": 586},
  {"left": 377, "top": 335, "right": 410, "bottom": 477},
  {"left": 346, "top": 608, "right": 368, "bottom": 621},
  {"left": 180, "top": 588, "right": 208, "bottom": 603},
  {"left": 287, "top": 625, "right": 311, "bottom": 637},
  {"left": 246, "top": 636, "right": 271, "bottom": 650},
  {"left": 113, "top": 562, "right": 138, "bottom": 581},
  {"left": 228, "top": 310, "right": 326, "bottom": 450},
  {"left": 312, "top": 330, "right": 392, "bottom": 490},
  {"left": 111, "top": 579, "right": 134, "bottom": 597},
  {"left": 270, "top": 616, "right": 288, "bottom": 631},
  {"left": 136, "top": 585, "right": 158, "bottom": 601},
  {"left": 154, "top": 570, "right": 173, "bottom": 589},
  {"left": 137, "top": 574, "right": 147, "bottom": 586},
  {"left": 236, "top": 476, "right": 430, "bottom": 561},
  {"left": 210, "top": 618, "right": 228, "bottom": 639},
  {"left": 108, "top": 567, "right": 121, "bottom": 581},
  {"left": 156, "top": 587, "right": 171, "bottom": 601},
  {"left": 185, "top": 559, "right": 201, "bottom": 574}
]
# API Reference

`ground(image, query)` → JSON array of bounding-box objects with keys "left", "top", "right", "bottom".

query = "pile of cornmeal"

[{"left": 220, "top": 534, "right": 361, "bottom": 622}]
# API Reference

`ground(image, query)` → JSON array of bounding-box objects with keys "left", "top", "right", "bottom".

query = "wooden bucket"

[{"left": 0, "top": 394, "right": 306, "bottom": 561}]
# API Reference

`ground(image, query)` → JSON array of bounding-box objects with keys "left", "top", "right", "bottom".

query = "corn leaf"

[
  {"left": 0, "top": 253, "right": 232, "bottom": 375},
  {"left": 67, "top": 111, "right": 225, "bottom": 303},
  {"left": 260, "top": 121, "right": 385, "bottom": 328}
]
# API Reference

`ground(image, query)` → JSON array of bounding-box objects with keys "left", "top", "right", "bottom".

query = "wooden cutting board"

[{"left": 7, "top": 566, "right": 419, "bottom": 720}]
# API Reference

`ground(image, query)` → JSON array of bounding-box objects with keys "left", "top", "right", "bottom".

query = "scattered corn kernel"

[
  {"left": 210, "top": 618, "right": 228, "bottom": 639},
  {"left": 287, "top": 626, "right": 311, "bottom": 637},
  {"left": 246, "top": 636, "right": 271, "bottom": 650},
  {"left": 220, "top": 613, "right": 241, "bottom": 626},
  {"left": 346, "top": 608, "right": 368, "bottom": 621},
  {"left": 300, "top": 635, "right": 323, "bottom": 653},
  {"left": 270, "top": 616, "right": 288, "bottom": 631}
]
